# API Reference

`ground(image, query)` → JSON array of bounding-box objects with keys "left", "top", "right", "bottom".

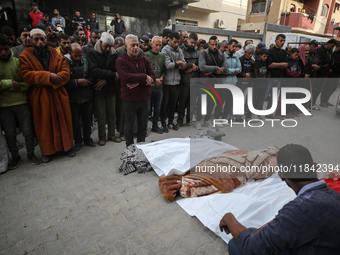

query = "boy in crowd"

[{"left": 253, "top": 49, "right": 269, "bottom": 119}]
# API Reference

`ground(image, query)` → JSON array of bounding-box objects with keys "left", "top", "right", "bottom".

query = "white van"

[{"left": 269, "top": 33, "right": 330, "bottom": 48}]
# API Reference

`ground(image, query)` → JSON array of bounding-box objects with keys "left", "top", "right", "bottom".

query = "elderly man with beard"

[
  {"left": 55, "top": 34, "right": 71, "bottom": 56},
  {"left": 65, "top": 43, "right": 96, "bottom": 150},
  {"left": 82, "top": 29, "right": 101, "bottom": 58},
  {"left": 87, "top": 32, "right": 121, "bottom": 146},
  {"left": 19, "top": 28, "right": 74, "bottom": 163},
  {"left": 11, "top": 25, "right": 32, "bottom": 58},
  {"left": 116, "top": 34, "right": 156, "bottom": 147}
]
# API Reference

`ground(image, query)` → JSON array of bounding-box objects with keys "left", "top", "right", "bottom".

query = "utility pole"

[{"left": 263, "top": 0, "right": 272, "bottom": 44}]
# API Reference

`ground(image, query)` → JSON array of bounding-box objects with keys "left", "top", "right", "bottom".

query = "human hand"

[
  {"left": 12, "top": 81, "right": 24, "bottom": 91},
  {"left": 50, "top": 73, "right": 63, "bottom": 85},
  {"left": 219, "top": 213, "right": 234, "bottom": 234},
  {"left": 126, "top": 83, "right": 139, "bottom": 89},
  {"left": 77, "top": 79, "right": 92, "bottom": 86},
  {"left": 245, "top": 73, "right": 251, "bottom": 78},
  {"left": 146, "top": 75, "right": 154, "bottom": 86},
  {"left": 115, "top": 72, "right": 120, "bottom": 81},
  {"left": 216, "top": 67, "right": 223, "bottom": 74},
  {"left": 154, "top": 78, "right": 162, "bottom": 87},
  {"left": 94, "top": 79, "right": 107, "bottom": 90}
]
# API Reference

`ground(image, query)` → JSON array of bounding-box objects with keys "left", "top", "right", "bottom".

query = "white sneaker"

[
  {"left": 312, "top": 105, "right": 320, "bottom": 111},
  {"left": 196, "top": 122, "right": 202, "bottom": 130}
]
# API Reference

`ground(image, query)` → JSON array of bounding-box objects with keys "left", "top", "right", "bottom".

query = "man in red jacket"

[
  {"left": 28, "top": 2, "right": 43, "bottom": 28},
  {"left": 116, "top": 34, "right": 156, "bottom": 147}
]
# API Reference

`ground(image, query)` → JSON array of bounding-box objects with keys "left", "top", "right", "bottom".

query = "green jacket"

[
  {"left": 0, "top": 51, "right": 30, "bottom": 107},
  {"left": 144, "top": 51, "right": 166, "bottom": 92}
]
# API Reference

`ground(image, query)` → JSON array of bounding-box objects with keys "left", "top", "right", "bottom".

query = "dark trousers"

[
  {"left": 190, "top": 86, "right": 202, "bottom": 121},
  {"left": 228, "top": 228, "right": 288, "bottom": 255},
  {"left": 178, "top": 85, "right": 190, "bottom": 123},
  {"left": 70, "top": 101, "right": 93, "bottom": 144},
  {"left": 160, "top": 84, "right": 180, "bottom": 125},
  {"left": 312, "top": 78, "right": 326, "bottom": 106},
  {"left": 320, "top": 78, "right": 339, "bottom": 104},
  {"left": 94, "top": 94, "right": 116, "bottom": 140},
  {"left": 123, "top": 100, "right": 149, "bottom": 147},
  {"left": 0, "top": 104, "right": 34, "bottom": 158},
  {"left": 252, "top": 83, "right": 267, "bottom": 116},
  {"left": 150, "top": 90, "right": 163, "bottom": 128}
]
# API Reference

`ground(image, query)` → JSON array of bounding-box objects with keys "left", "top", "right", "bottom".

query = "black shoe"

[
  {"left": 168, "top": 123, "right": 179, "bottom": 131},
  {"left": 74, "top": 143, "right": 81, "bottom": 151},
  {"left": 7, "top": 156, "right": 21, "bottom": 170},
  {"left": 177, "top": 119, "right": 183, "bottom": 127},
  {"left": 151, "top": 127, "right": 163, "bottom": 134},
  {"left": 41, "top": 154, "right": 52, "bottom": 163},
  {"left": 66, "top": 149, "right": 76, "bottom": 157},
  {"left": 84, "top": 140, "right": 96, "bottom": 147},
  {"left": 27, "top": 154, "right": 42, "bottom": 165},
  {"left": 162, "top": 125, "right": 169, "bottom": 133}
]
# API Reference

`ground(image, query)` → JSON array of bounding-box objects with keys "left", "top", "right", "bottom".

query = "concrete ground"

[{"left": 0, "top": 89, "right": 339, "bottom": 255}]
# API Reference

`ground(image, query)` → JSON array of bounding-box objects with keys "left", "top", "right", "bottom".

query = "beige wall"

[{"left": 175, "top": 0, "right": 247, "bottom": 31}]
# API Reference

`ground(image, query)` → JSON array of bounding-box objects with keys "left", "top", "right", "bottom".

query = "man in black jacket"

[
  {"left": 72, "top": 11, "right": 86, "bottom": 33},
  {"left": 86, "top": 13, "right": 99, "bottom": 31},
  {"left": 238, "top": 44, "right": 255, "bottom": 120},
  {"left": 82, "top": 29, "right": 101, "bottom": 58},
  {"left": 65, "top": 43, "right": 96, "bottom": 150},
  {"left": 110, "top": 13, "right": 126, "bottom": 38},
  {"left": 316, "top": 39, "right": 336, "bottom": 108},
  {"left": 320, "top": 40, "right": 339, "bottom": 107},
  {"left": 87, "top": 32, "right": 121, "bottom": 146},
  {"left": 198, "top": 35, "right": 228, "bottom": 127}
]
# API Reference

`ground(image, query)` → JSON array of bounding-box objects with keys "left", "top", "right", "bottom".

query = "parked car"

[{"left": 336, "top": 92, "right": 340, "bottom": 115}]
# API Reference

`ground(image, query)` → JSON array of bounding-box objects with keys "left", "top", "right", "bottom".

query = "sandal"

[{"left": 120, "top": 136, "right": 126, "bottom": 141}]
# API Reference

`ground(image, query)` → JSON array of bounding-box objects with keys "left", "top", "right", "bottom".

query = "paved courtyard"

[{"left": 1, "top": 89, "right": 339, "bottom": 255}]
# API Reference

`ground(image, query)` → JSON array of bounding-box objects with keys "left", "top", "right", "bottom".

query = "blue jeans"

[
  {"left": 0, "top": 103, "right": 35, "bottom": 158},
  {"left": 123, "top": 100, "right": 149, "bottom": 147},
  {"left": 150, "top": 90, "right": 163, "bottom": 128},
  {"left": 228, "top": 228, "right": 288, "bottom": 255},
  {"left": 264, "top": 79, "right": 281, "bottom": 110}
]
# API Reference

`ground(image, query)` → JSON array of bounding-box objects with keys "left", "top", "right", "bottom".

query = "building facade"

[{"left": 241, "top": 0, "right": 340, "bottom": 44}]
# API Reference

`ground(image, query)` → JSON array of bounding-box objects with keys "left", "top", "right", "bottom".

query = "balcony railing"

[{"left": 280, "top": 12, "right": 316, "bottom": 31}]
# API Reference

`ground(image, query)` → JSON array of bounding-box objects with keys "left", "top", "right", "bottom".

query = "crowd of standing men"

[{"left": 0, "top": 2, "right": 339, "bottom": 174}]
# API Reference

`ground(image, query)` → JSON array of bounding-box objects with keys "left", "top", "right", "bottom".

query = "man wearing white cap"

[{"left": 19, "top": 28, "right": 74, "bottom": 163}]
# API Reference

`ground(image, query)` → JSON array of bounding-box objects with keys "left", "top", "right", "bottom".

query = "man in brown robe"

[{"left": 19, "top": 28, "right": 75, "bottom": 163}]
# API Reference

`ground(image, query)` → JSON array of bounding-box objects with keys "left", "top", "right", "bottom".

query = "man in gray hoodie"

[{"left": 160, "top": 31, "right": 186, "bottom": 132}]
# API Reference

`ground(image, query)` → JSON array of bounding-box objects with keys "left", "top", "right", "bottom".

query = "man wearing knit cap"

[
  {"left": 11, "top": 25, "right": 32, "bottom": 58},
  {"left": 28, "top": 2, "right": 43, "bottom": 28},
  {"left": 19, "top": 28, "right": 74, "bottom": 163},
  {"left": 140, "top": 34, "right": 150, "bottom": 52}
]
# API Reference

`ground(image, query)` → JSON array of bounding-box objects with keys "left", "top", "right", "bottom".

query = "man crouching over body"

[
  {"left": 220, "top": 144, "right": 340, "bottom": 255},
  {"left": 116, "top": 34, "right": 156, "bottom": 147}
]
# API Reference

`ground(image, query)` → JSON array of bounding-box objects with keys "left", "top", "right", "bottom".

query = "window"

[
  {"left": 321, "top": 4, "right": 329, "bottom": 17},
  {"left": 176, "top": 19, "right": 198, "bottom": 26},
  {"left": 251, "top": 0, "right": 266, "bottom": 14}
]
